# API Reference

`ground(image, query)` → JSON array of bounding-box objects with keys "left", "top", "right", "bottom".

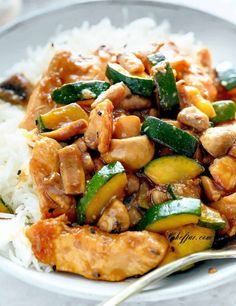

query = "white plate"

[{"left": 1, "top": 0, "right": 236, "bottom": 302}]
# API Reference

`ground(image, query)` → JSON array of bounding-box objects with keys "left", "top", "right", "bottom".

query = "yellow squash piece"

[
  {"left": 160, "top": 225, "right": 215, "bottom": 266},
  {"left": 38, "top": 103, "right": 89, "bottom": 131},
  {"left": 86, "top": 173, "right": 127, "bottom": 224},
  {"left": 144, "top": 155, "right": 204, "bottom": 185},
  {"left": 0, "top": 199, "right": 11, "bottom": 213}
]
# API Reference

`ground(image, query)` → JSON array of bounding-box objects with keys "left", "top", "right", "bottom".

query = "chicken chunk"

[
  {"left": 117, "top": 52, "right": 145, "bottom": 74},
  {"left": 20, "top": 51, "right": 109, "bottom": 130},
  {"left": 85, "top": 99, "right": 113, "bottom": 153},
  {"left": 27, "top": 216, "right": 168, "bottom": 281},
  {"left": 0, "top": 73, "right": 33, "bottom": 104},
  {"left": 91, "top": 82, "right": 130, "bottom": 108},
  {"left": 183, "top": 64, "right": 217, "bottom": 101},
  {"left": 58, "top": 145, "right": 85, "bottom": 195},
  {"left": 200, "top": 127, "right": 236, "bottom": 157},
  {"left": 177, "top": 106, "right": 210, "bottom": 132},
  {"left": 97, "top": 199, "right": 130, "bottom": 233},
  {"left": 209, "top": 156, "right": 236, "bottom": 191},
  {"left": 211, "top": 192, "right": 236, "bottom": 236},
  {"left": 41, "top": 119, "right": 88, "bottom": 142},
  {"left": 30, "top": 137, "right": 76, "bottom": 221},
  {"left": 119, "top": 95, "right": 152, "bottom": 111},
  {"left": 102, "top": 135, "right": 155, "bottom": 170},
  {"left": 113, "top": 115, "right": 141, "bottom": 139}
]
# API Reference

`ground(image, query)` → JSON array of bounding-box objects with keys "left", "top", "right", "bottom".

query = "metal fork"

[{"left": 99, "top": 239, "right": 236, "bottom": 306}]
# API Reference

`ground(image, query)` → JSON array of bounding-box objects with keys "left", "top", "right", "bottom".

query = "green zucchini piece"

[
  {"left": 145, "top": 155, "right": 204, "bottom": 185},
  {"left": 147, "top": 53, "right": 180, "bottom": 113},
  {"left": 106, "top": 63, "right": 155, "bottom": 97},
  {"left": 216, "top": 61, "right": 236, "bottom": 90},
  {"left": 77, "top": 161, "right": 127, "bottom": 224},
  {"left": 199, "top": 204, "right": 226, "bottom": 230},
  {"left": 136, "top": 197, "right": 201, "bottom": 232},
  {"left": 141, "top": 116, "right": 198, "bottom": 157},
  {"left": 51, "top": 81, "right": 110, "bottom": 104},
  {"left": 212, "top": 100, "right": 235, "bottom": 123},
  {"left": 167, "top": 185, "right": 178, "bottom": 200}
]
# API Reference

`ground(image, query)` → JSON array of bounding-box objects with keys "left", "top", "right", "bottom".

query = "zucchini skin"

[
  {"left": 148, "top": 53, "right": 180, "bottom": 114},
  {"left": 142, "top": 116, "right": 198, "bottom": 157},
  {"left": 217, "top": 62, "right": 236, "bottom": 90},
  {"left": 198, "top": 204, "right": 226, "bottom": 230},
  {"left": 106, "top": 63, "right": 155, "bottom": 97},
  {"left": 77, "top": 161, "right": 125, "bottom": 224},
  {"left": 212, "top": 100, "right": 235, "bottom": 123},
  {"left": 136, "top": 197, "right": 201, "bottom": 231},
  {"left": 51, "top": 81, "right": 110, "bottom": 104}
]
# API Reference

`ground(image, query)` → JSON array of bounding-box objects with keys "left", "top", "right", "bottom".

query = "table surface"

[{"left": 1, "top": 0, "right": 236, "bottom": 305}]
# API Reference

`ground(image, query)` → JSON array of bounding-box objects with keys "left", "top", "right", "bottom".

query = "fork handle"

[{"left": 98, "top": 249, "right": 236, "bottom": 306}]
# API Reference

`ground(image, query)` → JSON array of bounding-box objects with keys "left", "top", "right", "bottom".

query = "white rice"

[{"left": 0, "top": 18, "right": 199, "bottom": 270}]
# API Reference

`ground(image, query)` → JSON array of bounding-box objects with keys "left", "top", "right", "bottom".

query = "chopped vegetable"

[
  {"left": 106, "top": 63, "right": 155, "bottom": 97},
  {"left": 161, "top": 225, "right": 215, "bottom": 266},
  {"left": 51, "top": 80, "right": 110, "bottom": 104},
  {"left": 147, "top": 53, "right": 180, "bottom": 113},
  {"left": 199, "top": 204, "right": 226, "bottom": 230},
  {"left": 77, "top": 162, "right": 127, "bottom": 224},
  {"left": 142, "top": 116, "right": 198, "bottom": 157},
  {"left": 144, "top": 155, "right": 204, "bottom": 185},
  {"left": 201, "top": 176, "right": 222, "bottom": 202},
  {"left": 212, "top": 100, "right": 235, "bottom": 123},
  {"left": 136, "top": 197, "right": 201, "bottom": 232},
  {"left": 217, "top": 61, "right": 236, "bottom": 91},
  {"left": 37, "top": 103, "right": 89, "bottom": 132},
  {"left": 0, "top": 199, "right": 11, "bottom": 213}
]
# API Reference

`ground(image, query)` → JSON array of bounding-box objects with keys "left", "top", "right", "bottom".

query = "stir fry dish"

[{"left": 1, "top": 40, "right": 236, "bottom": 282}]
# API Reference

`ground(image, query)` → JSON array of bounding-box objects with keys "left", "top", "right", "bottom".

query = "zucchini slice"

[
  {"left": 77, "top": 162, "right": 127, "bottom": 224},
  {"left": 136, "top": 197, "right": 201, "bottom": 232},
  {"left": 199, "top": 204, "right": 226, "bottom": 230},
  {"left": 161, "top": 225, "right": 215, "bottom": 266},
  {"left": 106, "top": 63, "right": 155, "bottom": 97},
  {"left": 51, "top": 80, "right": 110, "bottom": 104},
  {"left": 212, "top": 100, "right": 235, "bottom": 123},
  {"left": 147, "top": 53, "right": 180, "bottom": 113},
  {"left": 216, "top": 61, "right": 236, "bottom": 91},
  {"left": 141, "top": 116, "right": 198, "bottom": 157},
  {"left": 144, "top": 155, "right": 204, "bottom": 185},
  {"left": 37, "top": 103, "right": 89, "bottom": 132}
]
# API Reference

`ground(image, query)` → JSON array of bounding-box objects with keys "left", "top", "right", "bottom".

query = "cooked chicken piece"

[
  {"left": 127, "top": 206, "right": 142, "bottom": 227},
  {"left": 196, "top": 47, "right": 214, "bottom": 76},
  {"left": 162, "top": 119, "right": 181, "bottom": 128},
  {"left": 30, "top": 138, "right": 76, "bottom": 221},
  {"left": 85, "top": 99, "right": 113, "bottom": 153},
  {"left": 20, "top": 51, "right": 110, "bottom": 130},
  {"left": 91, "top": 82, "right": 130, "bottom": 108},
  {"left": 102, "top": 135, "right": 155, "bottom": 170},
  {"left": 97, "top": 199, "right": 130, "bottom": 233},
  {"left": 73, "top": 138, "right": 94, "bottom": 174},
  {"left": 209, "top": 156, "right": 236, "bottom": 191},
  {"left": 113, "top": 115, "right": 141, "bottom": 139},
  {"left": 201, "top": 176, "right": 223, "bottom": 202},
  {"left": 177, "top": 106, "right": 210, "bottom": 132},
  {"left": 74, "top": 137, "right": 87, "bottom": 153},
  {"left": 0, "top": 73, "right": 33, "bottom": 104},
  {"left": 183, "top": 64, "right": 217, "bottom": 101},
  {"left": 41, "top": 119, "right": 88, "bottom": 142},
  {"left": 158, "top": 41, "right": 190, "bottom": 74},
  {"left": 200, "top": 127, "right": 236, "bottom": 157},
  {"left": 119, "top": 95, "right": 152, "bottom": 111},
  {"left": 151, "top": 189, "right": 169, "bottom": 204},
  {"left": 93, "top": 157, "right": 105, "bottom": 172},
  {"left": 211, "top": 192, "right": 236, "bottom": 236},
  {"left": 58, "top": 145, "right": 85, "bottom": 195},
  {"left": 117, "top": 52, "right": 145, "bottom": 74},
  {"left": 126, "top": 174, "right": 140, "bottom": 195},
  {"left": 173, "top": 179, "right": 201, "bottom": 199},
  {"left": 27, "top": 216, "right": 168, "bottom": 281}
]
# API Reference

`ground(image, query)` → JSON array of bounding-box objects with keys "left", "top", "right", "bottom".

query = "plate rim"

[{"left": 1, "top": 0, "right": 236, "bottom": 302}]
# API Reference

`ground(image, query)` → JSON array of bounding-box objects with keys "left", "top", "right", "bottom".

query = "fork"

[{"left": 99, "top": 239, "right": 236, "bottom": 306}]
